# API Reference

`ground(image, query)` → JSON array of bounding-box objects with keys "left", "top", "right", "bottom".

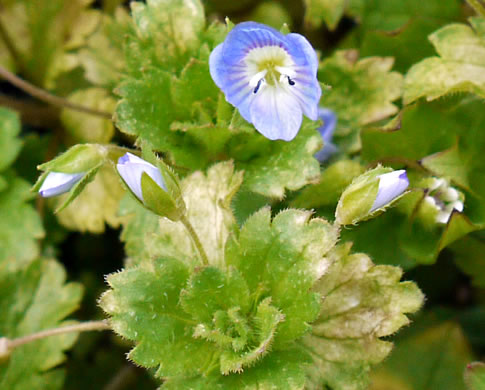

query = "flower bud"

[
  {"left": 38, "top": 172, "right": 85, "bottom": 198},
  {"left": 336, "top": 167, "right": 409, "bottom": 225},
  {"left": 116, "top": 153, "right": 166, "bottom": 202},
  {"left": 418, "top": 177, "right": 465, "bottom": 225},
  {"left": 116, "top": 153, "right": 185, "bottom": 221}
]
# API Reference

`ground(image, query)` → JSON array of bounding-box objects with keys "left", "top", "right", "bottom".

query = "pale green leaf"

[
  {"left": 0, "top": 258, "right": 83, "bottom": 390},
  {"left": 304, "top": 244, "right": 424, "bottom": 390},
  {"left": 404, "top": 18, "right": 485, "bottom": 104},
  {"left": 60, "top": 88, "right": 116, "bottom": 144}
]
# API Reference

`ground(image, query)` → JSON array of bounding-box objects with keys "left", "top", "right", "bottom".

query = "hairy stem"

[
  {"left": 0, "top": 65, "right": 112, "bottom": 119},
  {"left": 467, "top": 0, "right": 485, "bottom": 17},
  {"left": 2, "top": 320, "right": 110, "bottom": 354},
  {"left": 180, "top": 214, "right": 209, "bottom": 266}
]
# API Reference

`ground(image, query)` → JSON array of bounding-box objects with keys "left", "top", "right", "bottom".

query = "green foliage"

[
  {"left": 0, "top": 258, "right": 83, "bottom": 389},
  {"left": 370, "top": 319, "right": 473, "bottom": 390},
  {"left": 0, "top": 173, "right": 44, "bottom": 270},
  {"left": 304, "top": 0, "right": 346, "bottom": 30},
  {"left": 303, "top": 243, "right": 424, "bottom": 390},
  {"left": 405, "top": 18, "right": 485, "bottom": 104},
  {"left": 0, "top": 108, "right": 22, "bottom": 174},
  {"left": 318, "top": 50, "right": 403, "bottom": 153}
]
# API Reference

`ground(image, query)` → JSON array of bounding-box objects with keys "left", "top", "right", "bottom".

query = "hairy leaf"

[{"left": 303, "top": 243, "right": 424, "bottom": 390}]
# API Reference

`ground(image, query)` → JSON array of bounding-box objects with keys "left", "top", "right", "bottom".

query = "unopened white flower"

[
  {"left": 116, "top": 153, "right": 166, "bottom": 202},
  {"left": 38, "top": 172, "right": 84, "bottom": 198},
  {"left": 370, "top": 170, "right": 409, "bottom": 212},
  {"left": 423, "top": 178, "right": 464, "bottom": 224}
]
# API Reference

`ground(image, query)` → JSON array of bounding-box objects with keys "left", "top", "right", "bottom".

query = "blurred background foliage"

[{"left": 0, "top": 0, "right": 484, "bottom": 389}]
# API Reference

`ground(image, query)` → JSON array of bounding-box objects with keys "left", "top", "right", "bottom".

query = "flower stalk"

[
  {"left": 180, "top": 214, "right": 209, "bottom": 266},
  {"left": 0, "top": 320, "right": 110, "bottom": 359}
]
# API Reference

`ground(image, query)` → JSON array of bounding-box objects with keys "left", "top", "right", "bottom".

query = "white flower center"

[{"left": 244, "top": 46, "right": 296, "bottom": 92}]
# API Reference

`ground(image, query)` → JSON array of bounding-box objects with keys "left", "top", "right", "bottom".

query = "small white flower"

[
  {"left": 116, "top": 153, "right": 166, "bottom": 202},
  {"left": 424, "top": 178, "right": 464, "bottom": 224},
  {"left": 370, "top": 170, "right": 409, "bottom": 212},
  {"left": 38, "top": 172, "right": 84, "bottom": 198}
]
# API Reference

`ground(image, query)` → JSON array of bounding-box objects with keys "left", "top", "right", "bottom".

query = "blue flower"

[
  {"left": 370, "top": 170, "right": 409, "bottom": 212},
  {"left": 314, "top": 107, "right": 337, "bottom": 162},
  {"left": 210, "top": 22, "right": 321, "bottom": 141},
  {"left": 116, "top": 153, "right": 166, "bottom": 202},
  {"left": 38, "top": 172, "right": 84, "bottom": 198}
]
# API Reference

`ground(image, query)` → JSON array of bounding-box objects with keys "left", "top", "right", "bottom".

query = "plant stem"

[
  {"left": 180, "top": 214, "right": 209, "bottom": 266},
  {"left": 4, "top": 320, "right": 110, "bottom": 352},
  {"left": 0, "top": 65, "right": 112, "bottom": 119},
  {"left": 467, "top": 0, "right": 485, "bottom": 17}
]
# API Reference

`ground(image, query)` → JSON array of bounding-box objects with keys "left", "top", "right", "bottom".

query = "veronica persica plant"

[
  {"left": 314, "top": 107, "right": 338, "bottom": 162},
  {"left": 38, "top": 172, "right": 85, "bottom": 198},
  {"left": 209, "top": 22, "right": 321, "bottom": 141}
]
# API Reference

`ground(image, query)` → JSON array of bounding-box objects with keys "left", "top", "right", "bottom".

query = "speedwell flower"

[
  {"left": 422, "top": 177, "right": 464, "bottom": 224},
  {"left": 209, "top": 22, "right": 321, "bottom": 141},
  {"left": 314, "top": 107, "right": 338, "bottom": 162},
  {"left": 38, "top": 172, "right": 84, "bottom": 198},
  {"left": 116, "top": 153, "right": 166, "bottom": 202}
]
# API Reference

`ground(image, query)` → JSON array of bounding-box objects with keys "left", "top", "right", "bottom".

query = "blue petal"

[
  {"left": 209, "top": 43, "right": 253, "bottom": 121},
  {"left": 370, "top": 170, "right": 409, "bottom": 212},
  {"left": 221, "top": 22, "right": 287, "bottom": 65},
  {"left": 288, "top": 70, "right": 321, "bottom": 120},
  {"left": 249, "top": 86, "right": 302, "bottom": 141},
  {"left": 317, "top": 108, "right": 337, "bottom": 142},
  {"left": 286, "top": 33, "right": 319, "bottom": 76},
  {"left": 39, "top": 172, "right": 84, "bottom": 198}
]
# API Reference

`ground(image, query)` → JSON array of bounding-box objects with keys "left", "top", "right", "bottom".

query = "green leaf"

[
  {"left": 291, "top": 160, "right": 365, "bottom": 210},
  {"left": 404, "top": 18, "right": 485, "bottom": 104},
  {"left": 226, "top": 208, "right": 339, "bottom": 347},
  {"left": 451, "top": 236, "right": 485, "bottom": 287},
  {"left": 0, "top": 258, "right": 83, "bottom": 390},
  {"left": 120, "top": 161, "right": 243, "bottom": 267},
  {"left": 0, "top": 173, "right": 44, "bottom": 271},
  {"left": 319, "top": 50, "right": 403, "bottom": 153},
  {"left": 0, "top": 108, "right": 22, "bottom": 172},
  {"left": 370, "top": 320, "right": 473, "bottom": 390},
  {"left": 465, "top": 362, "right": 485, "bottom": 390},
  {"left": 304, "top": 0, "right": 346, "bottom": 30},
  {"left": 127, "top": 0, "right": 205, "bottom": 74},
  {"left": 60, "top": 88, "right": 116, "bottom": 144},
  {"left": 303, "top": 243, "right": 424, "bottom": 390},
  {"left": 77, "top": 8, "right": 132, "bottom": 88},
  {"left": 162, "top": 350, "right": 309, "bottom": 389},
  {"left": 345, "top": 0, "right": 462, "bottom": 72},
  {"left": 100, "top": 257, "right": 213, "bottom": 378},
  {"left": 103, "top": 205, "right": 338, "bottom": 387},
  {"left": 238, "top": 120, "right": 322, "bottom": 198},
  {"left": 52, "top": 164, "right": 125, "bottom": 233}
]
